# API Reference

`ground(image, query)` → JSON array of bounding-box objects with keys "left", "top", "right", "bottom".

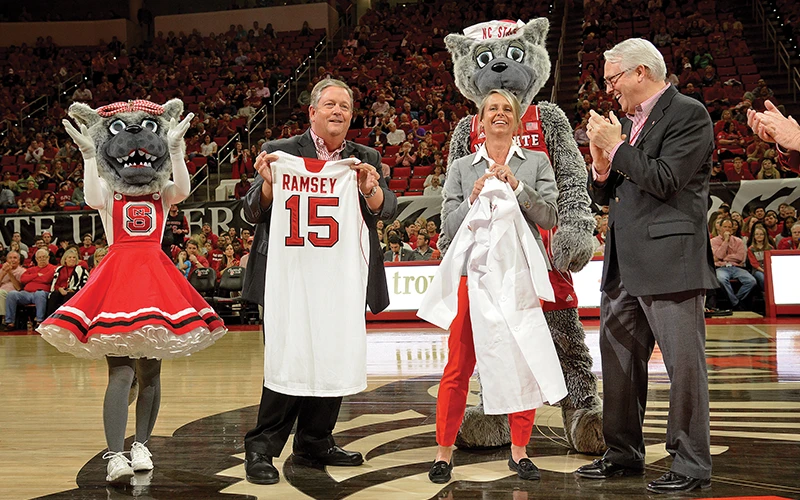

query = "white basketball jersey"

[{"left": 263, "top": 151, "right": 370, "bottom": 397}]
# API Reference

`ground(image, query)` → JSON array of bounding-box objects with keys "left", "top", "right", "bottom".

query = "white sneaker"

[
  {"left": 103, "top": 451, "right": 134, "bottom": 482},
  {"left": 130, "top": 441, "right": 153, "bottom": 471}
]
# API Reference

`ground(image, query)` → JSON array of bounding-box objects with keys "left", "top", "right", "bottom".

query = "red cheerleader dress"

[{"left": 38, "top": 191, "right": 226, "bottom": 359}]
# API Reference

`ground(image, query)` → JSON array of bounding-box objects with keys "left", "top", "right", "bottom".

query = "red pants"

[{"left": 436, "top": 277, "right": 536, "bottom": 447}]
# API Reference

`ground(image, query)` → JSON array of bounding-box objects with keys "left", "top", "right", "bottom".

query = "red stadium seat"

[
  {"left": 382, "top": 157, "right": 396, "bottom": 167},
  {"left": 389, "top": 179, "right": 407, "bottom": 190},
  {"left": 413, "top": 165, "right": 433, "bottom": 178},
  {"left": 404, "top": 191, "right": 423, "bottom": 196},
  {"left": 384, "top": 145, "right": 400, "bottom": 157},
  {"left": 354, "top": 137, "right": 370, "bottom": 146},
  {"left": 409, "top": 178, "right": 426, "bottom": 190},
  {"left": 346, "top": 129, "right": 360, "bottom": 140},
  {"left": 392, "top": 167, "right": 411, "bottom": 178},
  {"left": 214, "top": 136, "right": 228, "bottom": 147},
  {"left": 738, "top": 65, "right": 758, "bottom": 75}
]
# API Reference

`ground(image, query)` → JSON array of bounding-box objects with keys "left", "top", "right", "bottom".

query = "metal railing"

[
  {"left": 189, "top": 161, "right": 211, "bottom": 200},
  {"left": 19, "top": 96, "right": 49, "bottom": 127},
  {"left": 55, "top": 73, "right": 85, "bottom": 105},
  {"left": 753, "top": 0, "right": 800, "bottom": 100},
  {"left": 188, "top": 133, "right": 240, "bottom": 201},
  {"left": 551, "top": 0, "right": 569, "bottom": 103},
  {"left": 247, "top": 104, "right": 270, "bottom": 148},
  {"left": 269, "top": 3, "right": 355, "bottom": 126}
]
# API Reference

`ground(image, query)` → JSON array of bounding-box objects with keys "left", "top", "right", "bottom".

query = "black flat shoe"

[
  {"left": 508, "top": 457, "right": 540, "bottom": 480},
  {"left": 244, "top": 451, "right": 279, "bottom": 485},
  {"left": 574, "top": 458, "right": 644, "bottom": 479},
  {"left": 293, "top": 446, "right": 363, "bottom": 467},
  {"left": 646, "top": 471, "right": 711, "bottom": 493},
  {"left": 428, "top": 460, "right": 453, "bottom": 484}
]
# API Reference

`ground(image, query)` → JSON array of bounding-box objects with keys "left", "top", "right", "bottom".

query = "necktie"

[{"left": 394, "top": 253, "right": 399, "bottom": 262}]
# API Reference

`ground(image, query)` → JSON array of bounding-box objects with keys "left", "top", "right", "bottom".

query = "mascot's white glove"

[
  {"left": 167, "top": 113, "right": 194, "bottom": 157},
  {"left": 166, "top": 113, "right": 194, "bottom": 201},
  {"left": 62, "top": 119, "right": 96, "bottom": 160}
]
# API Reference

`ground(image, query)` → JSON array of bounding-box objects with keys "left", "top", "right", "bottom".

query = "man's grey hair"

[
  {"left": 35, "top": 248, "right": 50, "bottom": 259},
  {"left": 310, "top": 78, "right": 353, "bottom": 108},
  {"left": 604, "top": 38, "right": 667, "bottom": 82}
]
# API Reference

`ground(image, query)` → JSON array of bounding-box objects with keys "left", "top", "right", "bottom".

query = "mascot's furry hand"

[
  {"left": 167, "top": 114, "right": 194, "bottom": 157},
  {"left": 63, "top": 120, "right": 96, "bottom": 160},
  {"left": 551, "top": 226, "right": 596, "bottom": 272}
]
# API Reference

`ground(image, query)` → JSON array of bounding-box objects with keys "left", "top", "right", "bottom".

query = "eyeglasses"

[{"left": 603, "top": 68, "right": 633, "bottom": 90}]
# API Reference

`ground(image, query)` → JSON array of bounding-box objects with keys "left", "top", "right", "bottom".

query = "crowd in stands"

[
  {"left": 577, "top": 0, "right": 800, "bottom": 313},
  {"left": 576, "top": 0, "right": 798, "bottom": 183}
]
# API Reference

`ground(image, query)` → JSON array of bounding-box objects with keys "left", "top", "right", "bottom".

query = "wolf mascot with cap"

[
  {"left": 38, "top": 99, "right": 227, "bottom": 482},
  {"left": 442, "top": 19, "right": 605, "bottom": 454}
]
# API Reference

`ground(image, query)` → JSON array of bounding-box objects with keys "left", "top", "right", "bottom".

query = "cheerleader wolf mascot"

[
  {"left": 442, "top": 19, "right": 605, "bottom": 454},
  {"left": 38, "top": 99, "right": 227, "bottom": 482}
]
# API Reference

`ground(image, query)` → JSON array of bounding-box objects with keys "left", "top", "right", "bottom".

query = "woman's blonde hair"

[
  {"left": 61, "top": 247, "right": 80, "bottom": 265},
  {"left": 478, "top": 89, "right": 522, "bottom": 130}
]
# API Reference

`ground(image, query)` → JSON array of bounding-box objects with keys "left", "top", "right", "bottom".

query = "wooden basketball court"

[{"left": 1, "top": 317, "right": 799, "bottom": 499}]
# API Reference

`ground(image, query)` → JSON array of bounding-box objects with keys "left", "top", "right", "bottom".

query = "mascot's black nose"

[
  {"left": 125, "top": 124, "right": 143, "bottom": 134},
  {"left": 491, "top": 62, "right": 508, "bottom": 73}
]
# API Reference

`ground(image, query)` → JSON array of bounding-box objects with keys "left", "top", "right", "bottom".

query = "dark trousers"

[
  {"left": 600, "top": 273, "right": 711, "bottom": 480},
  {"left": 244, "top": 385, "right": 342, "bottom": 458}
]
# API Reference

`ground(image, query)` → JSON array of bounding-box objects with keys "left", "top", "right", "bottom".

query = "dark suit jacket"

[
  {"left": 383, "top": 247, "right": 418, "bottom": 262},
  {"left": 241, "top": 130, "right": 398, "bottom": 313},
  {"left": 589, "top": 85, "right": 717, "bottom": 296}
]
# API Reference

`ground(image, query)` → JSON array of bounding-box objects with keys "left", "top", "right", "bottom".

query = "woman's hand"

[
  {"left": 469, "top": 172, "right": 495, "bottom": 204},
  {"left": 489, "top": 162, "right": 519, "bottom": 190}
]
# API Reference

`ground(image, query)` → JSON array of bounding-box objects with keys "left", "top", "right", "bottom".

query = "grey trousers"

[{"left": 600, "top": 278, "right": 711, "bottom": 480}]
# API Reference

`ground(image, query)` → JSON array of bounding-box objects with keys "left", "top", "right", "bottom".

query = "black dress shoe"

[
  {"left": 244, "top": 451, "right": 279, "bottom": 485},
  {"left": 508, "top": 457, "right": 540, "bottom": 480},
  {"left": 293, "top": 446, "right": 363, "bottom": 466},
  {"left": 428, "top": 460, "right": 453, "bottom": 484},
  {"left": 646, "top": 471, "right": 711, "bottom": 493},
  {"left": 574, "top": 458, "right": 644, "bottom": 479}
]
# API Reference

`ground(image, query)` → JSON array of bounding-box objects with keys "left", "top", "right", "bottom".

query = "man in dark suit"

[
  {"left": 574, "top": 39, "right": 717, "bottom": 494},
  {"left": 383, "top": 234, "right": 418, "bottom": 262},
  {"left": 241, "top": 79, "right": 398, "bottom": 485}
]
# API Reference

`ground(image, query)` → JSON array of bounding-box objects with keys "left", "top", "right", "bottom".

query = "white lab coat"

[{"left": 418, "top": 177, "right": 567, "bottom": 414}]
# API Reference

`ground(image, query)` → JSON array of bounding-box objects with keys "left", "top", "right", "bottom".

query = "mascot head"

[
  {"left": 445, "top": 18, "right": 550, "bottom": 111},
  {"left": 67, "top": 99, "right": 184, "bottom": 195}
]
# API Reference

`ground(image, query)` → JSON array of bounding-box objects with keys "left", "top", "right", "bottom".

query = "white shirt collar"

[{"left": 472, "top": 142, "right": 526, "bottom": 166}]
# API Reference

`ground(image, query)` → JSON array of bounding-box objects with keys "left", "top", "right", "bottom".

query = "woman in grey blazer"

[{"left": 429, "top": 89, "right": 558, "bottom": 484}]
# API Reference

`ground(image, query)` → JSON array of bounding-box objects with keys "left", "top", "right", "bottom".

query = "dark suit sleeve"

[
  {"left": 611, "top": 101, "right": 714, "bottom": 201},
  {"left": 362, "top": 147, "right": 397, "bottom": 221},
  {"left": 588, "top": 170, "right": 622, "bottom": 206},
  {"left": 242, "top": 143, "right": 273, "bottom": 225}
]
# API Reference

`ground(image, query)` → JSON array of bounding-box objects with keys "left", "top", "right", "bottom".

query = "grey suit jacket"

[
  {"left": 441, "top": 147, "right": 558, "bottom": 267},
  {"left": 589, "top": 84, "right": 717, "bottom": 296},
  {"left": 241, "top": 130, "right": 398, "bottom": 313},
  {"left": 383, "top": 247, "right": 419, "bottom": 262}
]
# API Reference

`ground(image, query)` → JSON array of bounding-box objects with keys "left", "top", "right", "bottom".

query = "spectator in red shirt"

[
  {"left": 234, "top": 173, "right": 251, "bottom": 200},
  {"left": 747, "top": 224, "right": 774, "bottom": 292},
  {"left": 55, "top": 182, "right": 74, "bottom": 208},
  {"left": 762, "top": 210, "right": 783, "bottom": 239},
  {"left": 206, "top": 240, "right": 224, "bottom": 273},
  {"left": 79, "top": 233, "right": 96, "bottom": 261},
  {"left": 17, "top": 179, "right": 41, "bottom": 207},
  {"left": 777, "top": 223, "right": 800, "bottom": 250},
  {"left": 3, "top": 248, "right": 56, "bottom": 328},
  {"left": 185, "top": 239, "right": 209, "bottom": 277},
  {"left": 201, "top": 223, "right": 219, "bottom": 247},
  {"left": 726, "top": 157, "right": 754, "bottom": 182},
  {"left": 41, "top": 231, "right": 58, "bottom": 255}
]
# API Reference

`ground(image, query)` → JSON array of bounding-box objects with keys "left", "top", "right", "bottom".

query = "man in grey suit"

[
  {"left": 240, "top": 79, "right": 397, "bottom": 485},
  {"left": 574, "top": 39, "right": 717, "bottom": 494},
  {"left": 383, "top": 234, "right": 418, "bottom": 262}
]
